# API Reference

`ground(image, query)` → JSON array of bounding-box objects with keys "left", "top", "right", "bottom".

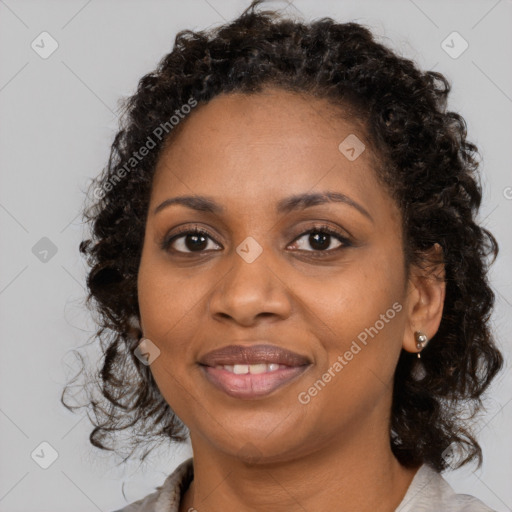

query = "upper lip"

[{"left": 198, "top": 344, "right": 311, "bottom": 367}]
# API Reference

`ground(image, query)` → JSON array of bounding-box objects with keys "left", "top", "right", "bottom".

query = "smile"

[
  {"left": 214, "top": 363, "right": 288, "bottom": 374},
  {"left": 200, "top": 363, "right": 310, "bottom": 399}
]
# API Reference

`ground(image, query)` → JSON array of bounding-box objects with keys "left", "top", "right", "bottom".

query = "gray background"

[{"left": 0, "top": 0, "right": 511, "bottom": 511}]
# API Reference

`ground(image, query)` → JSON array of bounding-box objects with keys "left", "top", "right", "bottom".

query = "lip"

[
  {"left": 198, "top": 344, "right": 312, "bottom": 399},
  {"left": 200, "top": 365, "right": 310, "bottom": 399},
  {"left": 198, "top": 344, "right": 311, "bottom": 367}
]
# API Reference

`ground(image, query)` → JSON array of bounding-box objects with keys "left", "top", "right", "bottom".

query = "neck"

[{"left": 179, "top": 422, "right": 420, "bottom": 512}]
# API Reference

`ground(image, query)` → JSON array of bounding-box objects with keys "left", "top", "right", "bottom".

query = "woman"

[{"left": 62, "top": 1, "right": 504, "bottom": 510}]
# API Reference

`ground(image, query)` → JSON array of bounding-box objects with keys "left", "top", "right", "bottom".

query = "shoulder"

[
  {"left": 110, "top": 457, "right": 194, "bottom": 512},
  {"left": 395, "top": 464, "right": 496, "bottom": 512}
]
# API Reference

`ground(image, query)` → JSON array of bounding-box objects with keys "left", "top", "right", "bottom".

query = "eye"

[
  {"left": 161, "top": 223, "right": 352, "bottom": 256},
  {"left": 288, "top": 224, "right": 351, "bottom": 254},
  {"left": 161, "top": 226, "right": 221, "bottom": 254}
]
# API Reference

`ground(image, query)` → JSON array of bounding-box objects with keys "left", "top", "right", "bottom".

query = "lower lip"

[{"left": 200, "top": 364, "right": 310, "bottom": 399}]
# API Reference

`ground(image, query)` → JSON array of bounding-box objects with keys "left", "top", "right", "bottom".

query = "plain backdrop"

[{"left": 0, "top": 1, "right": 511, "bottom": 511}]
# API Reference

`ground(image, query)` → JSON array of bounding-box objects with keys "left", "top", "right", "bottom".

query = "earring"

[{"left": 415, "top": 331, "right": 428, "bottom": 358}]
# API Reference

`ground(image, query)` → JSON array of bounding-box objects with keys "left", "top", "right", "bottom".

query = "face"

[{"left": 137, "top": 87, "right": 411, "bottom": 463}]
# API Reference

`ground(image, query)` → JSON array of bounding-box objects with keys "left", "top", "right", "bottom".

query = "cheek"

[
  {"left": 137, "top": 249, "right": 215, "bottom": 415},
  {"left": 137, "top": 248, "right": 207, "bottom": 345},
  {"left": 137, "top": 256, "right": 201, "bottom": 420},
  {"left": 295, "top": 243, "right": 406, "bottom": 400},
  {"left": 300, "top": 242, "right": 405, "bottom": 343}
]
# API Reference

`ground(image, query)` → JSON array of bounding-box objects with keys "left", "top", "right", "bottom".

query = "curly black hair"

[{"left": 61, "top": 0, "right": 504, "bottom": 471}]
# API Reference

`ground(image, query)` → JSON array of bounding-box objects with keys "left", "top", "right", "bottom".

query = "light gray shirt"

[{"left": 112, "top": 457, "right": 496, "bottom": 512}]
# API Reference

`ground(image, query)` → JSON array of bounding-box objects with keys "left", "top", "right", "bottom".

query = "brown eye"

[
  {"left": 288, "top": 225, "right": 351, "bottom": 253},
  {"left": 161, "top": 228, "right": 221, "bottom": 254}
]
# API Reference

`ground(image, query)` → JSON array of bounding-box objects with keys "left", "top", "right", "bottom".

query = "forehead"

[{"left": 151, "top": 88, "right": 390, "bottom": 220}]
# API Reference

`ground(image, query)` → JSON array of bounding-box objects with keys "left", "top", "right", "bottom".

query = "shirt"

[{"left": 112, "top": 457, "right": 497, "bottom": 512}]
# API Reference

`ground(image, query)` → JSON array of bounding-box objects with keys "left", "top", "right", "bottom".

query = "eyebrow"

[{"left": 153, "top": 191, "right": 373, "bottom": 222}]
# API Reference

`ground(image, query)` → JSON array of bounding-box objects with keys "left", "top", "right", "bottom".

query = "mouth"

[{"left": 198, "top": 344, "right": 312, "bottom": 399}]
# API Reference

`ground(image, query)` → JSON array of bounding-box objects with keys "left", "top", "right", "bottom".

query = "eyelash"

[{"left": 160, "top": 224, "right": 352, "bottom": 257}]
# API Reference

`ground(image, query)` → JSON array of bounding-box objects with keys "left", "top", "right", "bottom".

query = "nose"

[{"left": 208, "top": 246, "right": 292, "bottom": 327}]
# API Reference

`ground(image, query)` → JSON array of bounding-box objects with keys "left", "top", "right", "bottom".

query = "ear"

[{"left": 402, "top": 243, "right": 446, "bottom": 355}]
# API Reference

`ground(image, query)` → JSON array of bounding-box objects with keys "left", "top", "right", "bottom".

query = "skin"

[{"left": 137, "top": 86, "right": 445, "bottom": 512}]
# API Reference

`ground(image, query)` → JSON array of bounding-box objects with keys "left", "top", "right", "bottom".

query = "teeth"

[
  {"left": 233, "top": 364, "right": 249, "bottom": 374},
  {"left": 248, "top": 364, "right": 268, "bottom": 374},
  {"left": 217, "top": 363, "right": 285, "bottom": 374}
]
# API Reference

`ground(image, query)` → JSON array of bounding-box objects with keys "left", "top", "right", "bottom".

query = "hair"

[{"left": 62, "top": 0, "right": 504, "bottom": 470}]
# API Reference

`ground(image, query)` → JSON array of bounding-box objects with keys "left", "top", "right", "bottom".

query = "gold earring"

[{"left": 415, "top": 331, "right": 428, "bottom": 358}]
